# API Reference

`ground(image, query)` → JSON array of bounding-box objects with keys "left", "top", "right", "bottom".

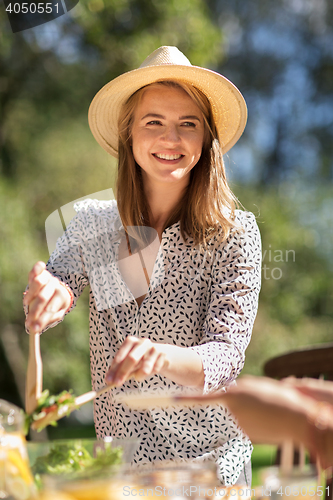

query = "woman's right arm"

[
  {"left": 24, "top": 208, "right": 89, "bottom": 334},
  {"left": 24, "top": 261, "right": 74, "bottom": 334}
]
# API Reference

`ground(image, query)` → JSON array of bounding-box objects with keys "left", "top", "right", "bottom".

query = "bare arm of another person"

[
  {"left": 180, "top": 375, "right": 333, "bottom": 469},
  {"left": 284, "top": 377, "right": 333, "bottom": 406}
]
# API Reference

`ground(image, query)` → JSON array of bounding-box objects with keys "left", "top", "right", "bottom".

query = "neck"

[{"left": 143, "top": 178, "right": 188, "bottom": 237}]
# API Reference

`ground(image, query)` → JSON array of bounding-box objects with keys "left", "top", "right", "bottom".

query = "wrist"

[
  {"left": 57, "top": 280, "right": 74, "bottom": 313},
  {"left": 159, "top": 344, "right": 204, "bottom": 388}
]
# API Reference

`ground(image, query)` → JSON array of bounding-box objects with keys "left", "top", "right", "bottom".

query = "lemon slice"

[
  {"left": 7, "top": 449, "right": 34, "bottom": 485},
  {"left": 6, "top": 475, "right": 31, "bottom": 500},
  {"left": 3, "top": 435, "right": 36, "bottom": 499}
]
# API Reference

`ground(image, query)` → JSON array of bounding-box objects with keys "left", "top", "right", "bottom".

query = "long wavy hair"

[{"left": 116, "top": 80, "right": 239, "bottom": 247}]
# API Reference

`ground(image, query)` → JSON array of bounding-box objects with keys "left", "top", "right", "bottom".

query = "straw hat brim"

[{"left": 88, "top": 64, "right": 247, "bottom": 158}]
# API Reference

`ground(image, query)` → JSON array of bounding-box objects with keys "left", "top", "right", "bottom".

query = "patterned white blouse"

[{"left": 46, "top": 199, "right": 262, "bottom": 485}]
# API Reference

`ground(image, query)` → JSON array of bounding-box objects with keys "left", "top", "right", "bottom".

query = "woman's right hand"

[{"left": 23, "top": 261, "right": 72, "bottom": 334}]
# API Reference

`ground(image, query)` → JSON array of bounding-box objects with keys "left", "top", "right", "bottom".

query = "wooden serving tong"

[
  {"left": 25, "top": 331, "right": 43, "bottom": 415},
  {"left": 25, "top": 328, "right": 115, "bottom": 431},
  {"left": 30, "top": 384, "right": 114, "bottom": 431}
]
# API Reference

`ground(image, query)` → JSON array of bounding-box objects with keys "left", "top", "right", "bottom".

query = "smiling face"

[{"left": 131, "top": 84, "right": 205, "bottom": 190}]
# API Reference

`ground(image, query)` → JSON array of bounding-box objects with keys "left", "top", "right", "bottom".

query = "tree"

[
  {"left": 208, "top": 0, "right": 333, "bottom": 186},
  {"left": 0, "top": 0, "right": 222, "bottom": 412}
]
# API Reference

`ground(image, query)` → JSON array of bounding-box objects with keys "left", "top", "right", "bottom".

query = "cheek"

[
  {"left": 192, "top": 136, "right": 205, "bottom": 161},
  {"left": 131, "top": 132, "right": 145, "bottom": 163}
]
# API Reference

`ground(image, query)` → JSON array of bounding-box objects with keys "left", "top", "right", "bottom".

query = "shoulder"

[
  {"left": 227, "top": 210, "right": 261, "bottom": 257},
  {"left": 213, "top": 209, "right": 261, "bottom": 255},
  {"left": 74, "top": 198, "right": 118, "bottom": 216},
  {"left": 233, "top": 209, "right": 259, "bottom": 233},
  {"left": 73, "top": 199, "right": 120, "bottom": 225}
]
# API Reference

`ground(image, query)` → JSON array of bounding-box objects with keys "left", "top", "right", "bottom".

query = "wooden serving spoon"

[
  {"left": 30, "top": 384, "right": 115, "bottom": 431},
  {"left": 115, "top": 392, "right": 207, "bottom": 409},
  {"left": 25, "top": 332, "right": 43, "bottom": 415}
]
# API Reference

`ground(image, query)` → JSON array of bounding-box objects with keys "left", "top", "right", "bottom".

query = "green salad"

[
  {"left": 32, "top": 441, "right": 123, "bottom": 488},
  {"left": 24, "top": 389, "right": 76, "bottom": 434}
]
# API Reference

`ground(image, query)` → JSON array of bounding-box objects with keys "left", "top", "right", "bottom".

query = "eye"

[
  {"left": 182, "top": 121, "right": 196, "bottom": 128},
  {"left": 147, "top": 120, "right": 162, "bottom": 126}
]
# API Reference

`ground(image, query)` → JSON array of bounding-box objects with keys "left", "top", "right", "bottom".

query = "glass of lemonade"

[
  {"left": 0, "top": 399, "right": 36, "bottom": 500},
  {"left": 43, "top": 474, "right": 129, "bottom": 500}
]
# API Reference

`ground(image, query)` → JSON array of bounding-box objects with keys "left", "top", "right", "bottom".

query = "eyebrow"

[{"left": 141, "top": 113, "right": 202, "bottom": 122}]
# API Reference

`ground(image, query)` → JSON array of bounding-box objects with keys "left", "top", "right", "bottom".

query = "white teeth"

[{"left": 155, "top": 153, "right": 182, "bottom": 160}]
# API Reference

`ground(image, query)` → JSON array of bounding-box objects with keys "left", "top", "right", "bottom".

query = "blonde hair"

[{"left": 116, "top": 80, "right": 239, "bottom": 247}]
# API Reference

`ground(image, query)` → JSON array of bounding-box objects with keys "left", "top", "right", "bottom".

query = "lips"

[{"left": 153, "top": 153, "right": 184, "bottom": 160}]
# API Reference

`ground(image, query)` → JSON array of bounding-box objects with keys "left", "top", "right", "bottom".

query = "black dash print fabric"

[{"left": 46, "top": 199, "right": 262, "bottom": 485}]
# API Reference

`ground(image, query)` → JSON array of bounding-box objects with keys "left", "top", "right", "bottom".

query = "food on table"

[
  {"left": 0, "top": 429, "right": 37, "bottom": 500},
  {"left": 31, "top": 440, "right": 123, "bottom": 490},
  {"left": 25, "top": 390, "right": 77, "bottom": 433},
  {"left": 35, "top": 491, "right": 76, "bottom": 500},
  {"left": 57, "top": 478, "right": 125, "bottom": 500},
  {"left": 25, "top": 385, "right": 114, "bottom": 432}
]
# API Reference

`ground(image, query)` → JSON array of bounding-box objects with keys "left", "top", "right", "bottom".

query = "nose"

[{"left": 161, "top": 124, "right": 180, "bottom": 143}]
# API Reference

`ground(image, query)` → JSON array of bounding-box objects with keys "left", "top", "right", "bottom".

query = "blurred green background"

[{"left": 0, "top": 0, "right": 333, "bottom": 445}]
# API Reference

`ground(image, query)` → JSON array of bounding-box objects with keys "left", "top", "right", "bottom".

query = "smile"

[{"left": 154, "top": 153, "right": 183, "bottom": 160}]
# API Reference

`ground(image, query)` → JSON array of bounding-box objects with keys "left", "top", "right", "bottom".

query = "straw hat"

[{"left": 88, "top": 46, "right": 247, "bottom": 158}]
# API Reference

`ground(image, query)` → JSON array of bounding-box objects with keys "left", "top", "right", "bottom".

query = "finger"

[
  {"left": 26, "top": 278, "right": 60, "bottom": 322},
  {"left": 26, "top": 308, "right": 67, "bottom": 334},
  {"left": 105, "top": 337, "right": 140, "bottom": 384},
  {"left": 29, "top": 261, "right": 46, "bottom": 281},
  {"left": 112, "top": 336, "right": 140, "bottom": 365},
  {"left": 24, "top": 268, "right": 52, "bottom": 306},
  {"left": 106, "top": 338, "right": 152, "bottom": 385},
  {"left": 131, "top": 348, "right": 161, "bottom": 381},
  {"left": 27, "top": 262, "right": 47, "bottom": 293},
  {"left": 152, "top": 352, "right": 167, "bottom": 374},
  {"left": 26, "top": 279, "right": 70, "bottom": 333},
  {"left": 45, "top": 292, "right": 67, "bottom": 313},
  {"left": 294, "top": 384, "right": 333, "bottom": 405},
  {"left": 131, "top": 347, "right": 168, "bottom": 381}
]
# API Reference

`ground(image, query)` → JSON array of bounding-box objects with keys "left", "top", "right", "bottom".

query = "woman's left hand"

[{"left": 105, "top": 336, "right": 169, "bottom": 386}]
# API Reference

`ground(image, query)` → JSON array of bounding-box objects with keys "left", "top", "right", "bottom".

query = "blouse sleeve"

[
  {"left": 190, "top": 211, "right": 262, "bottom": 394},
  {"left": 45, "top": 209, "right": 90, "bottom": 315},
  {"left": 23, "top": 210, "right": 89, "bottom": 334},
  {"left": 45, "top": 198, "right": 121, "bottom": 316}
]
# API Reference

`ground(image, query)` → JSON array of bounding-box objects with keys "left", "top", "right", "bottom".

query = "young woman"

[{"left": 24, "top": 46, "right": 262, "bottom": 486}]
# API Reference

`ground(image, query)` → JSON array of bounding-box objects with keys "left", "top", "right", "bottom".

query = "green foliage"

[
  {"left": 0, "top": 0, "right": 222, "bottom": 407},
  {"left": 237, "top": 185, "right": 333, "bottom": 376},
  {"left": 0, "top": 0, "right": 332, "bottom": 414},
  {"left": 0, "top": 180, "right": 40, "bottom": 326}
]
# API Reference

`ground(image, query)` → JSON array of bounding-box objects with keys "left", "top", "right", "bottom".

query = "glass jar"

[{"left": 0, "top": 399, "right": 36, "bottom": 499}]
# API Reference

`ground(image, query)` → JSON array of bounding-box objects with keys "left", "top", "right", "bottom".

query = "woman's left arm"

[
  {"left": 190, "top": 211, "right": 262, "bottom": 393},
  {"left": 106, "top": 336, "right": 205, "bottom": 388},
  {"left": 105, "top": 212, "right": 261, "bottom": 390}
]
